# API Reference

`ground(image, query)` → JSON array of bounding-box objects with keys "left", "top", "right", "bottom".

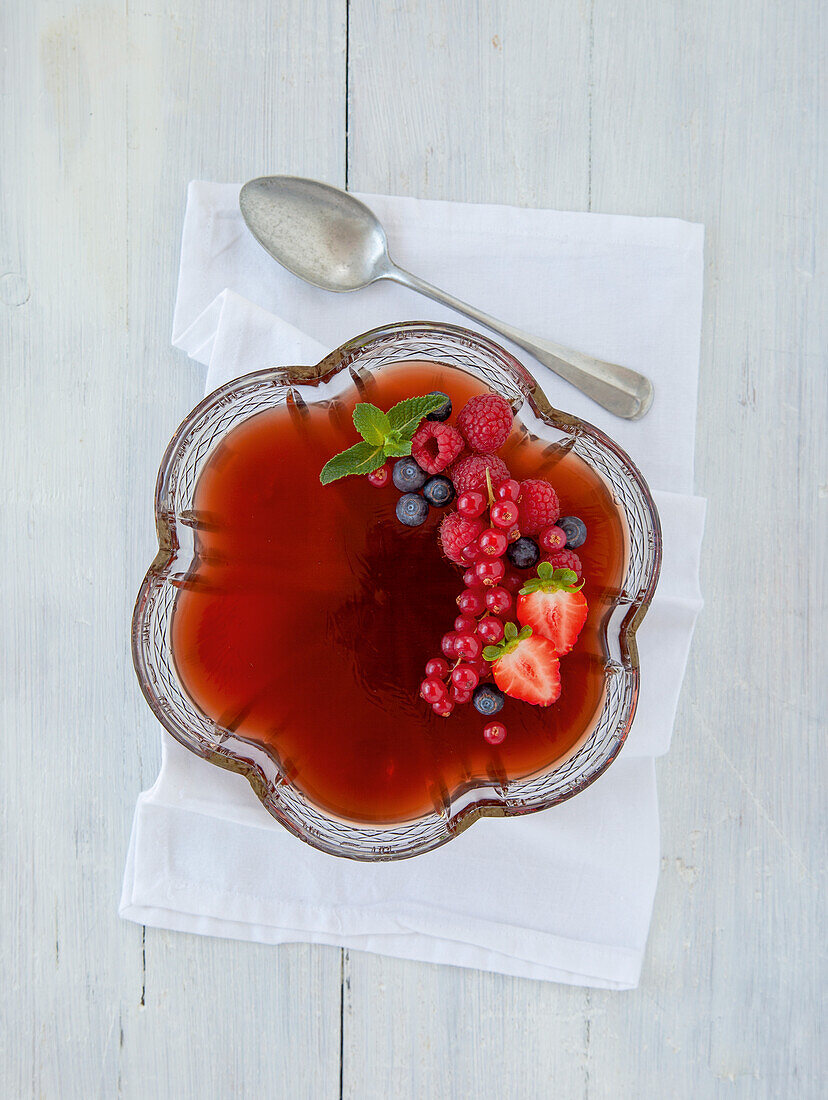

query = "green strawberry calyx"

[
  {"left": 519, "top": 562, "right": 584, "bottom": 597},
  {"left": 319, "top": 393, "right": 448, "bottom": 485},
  {"left": 482, "top": 621, "right": 532, "bottom": 663}
]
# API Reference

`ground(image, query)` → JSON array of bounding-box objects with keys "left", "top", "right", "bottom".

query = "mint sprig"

[
  {"left": 519, "top": 562, "right": 584, "bottom": 596},
  {"left": 320, "top": 393, "right": 448, "bottom": 484},
  {"left": 482, "top": 621, "right": 533, "bottom": 663}
]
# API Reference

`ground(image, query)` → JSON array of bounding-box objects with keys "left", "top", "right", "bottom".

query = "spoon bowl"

[
  {"left": 240, "top": 176, "right": 391, "bottom": 291},
  {"left": 239, "top": 175, "right": 654, "bottom": 420}
]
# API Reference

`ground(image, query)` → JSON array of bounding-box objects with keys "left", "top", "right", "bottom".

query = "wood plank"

[
  {"left": 0, "top": 2, "right": 345, "bottom": 1097},
  {"left": 342, "top": 0, "right": 825, "bottom": 1097}
]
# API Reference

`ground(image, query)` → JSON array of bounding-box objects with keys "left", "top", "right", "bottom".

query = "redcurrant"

[
  {"left": 490, "top": 501, "right": 519, "bottom": 529},
  {"left": 420, "top": 678, "right": 447, "bottom": 704},
  {"left": 476, "top": 617, "right": 504, "bottom": 644},
  {"left": 425, "top": 657, "right": 449, "bottom": 679},
  {"left": 475, "top": 558, "right": 506, "bottom": 586},
  {"left": 485, "top": 586, "right": 513, "bottom": 615},
  {"left": 478, "top": 528, "right": 508, "bottom": 558},
  {"left": 454, "top": 633, "right": 483, "bottom": 661},
  {"left": 457, "top": 492, "right": 486, "bottom": 518},
  {"left": 539, "top": 525, "right": 567, "bottom": 552},
  {"left": 483, "top": 721, "right": 507, "bottom": 745},
  {"left": 441, "top": 632, "right": 459, "bottom": 658},
  {"left": 496, "top": 479, "right": 521, "bottom": 502},
  {"left": 451, "top": 664, "right": 480, "bottom": 692},
  {"left": 456, "top": 588, "right": 485, "bottom": 616},
  {"left": 367, "top": 461, "right": 392, "bottom": 488}
]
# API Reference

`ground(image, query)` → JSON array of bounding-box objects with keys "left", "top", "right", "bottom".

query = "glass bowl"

[{"left": 132, "top": 322, "right": 661, "bottom": 860}]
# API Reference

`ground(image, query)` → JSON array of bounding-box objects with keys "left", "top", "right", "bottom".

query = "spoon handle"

[{"left": 385, "top": 265, "right": 653, "bottom": 420}]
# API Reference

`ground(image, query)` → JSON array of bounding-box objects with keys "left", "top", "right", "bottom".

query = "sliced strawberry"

[
  {"left": 485, "top": 624, "right": 562, "bottom": 707},
  {"left": 516, "top": 563, "right": 588, "bottom": 656}
]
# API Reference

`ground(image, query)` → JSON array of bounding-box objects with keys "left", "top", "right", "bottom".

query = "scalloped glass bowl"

[{"left": 132, "top": 322, "right": 661, "bottom": 860}]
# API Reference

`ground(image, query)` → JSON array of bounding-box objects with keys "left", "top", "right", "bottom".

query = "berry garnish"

[
  {"left": 483, "top": 721, "right": 507, "bottom": 745},
  {"left": 539, "top": 525, "right": 567, "bottom": 552},
  {"left": 476, "top": 617, "right": 504, "bottom": 644},
  {"left": 425, "top": 657, "right": 449, "bottom": 679},
  {"left": 483, "top": 623, "right": 562, "bottom": 707},
  {"left": 420, "top": 678, "right": 447, "bottom": 704},
  {"left": 457, "top": 393, "right": 514, "bottom": 452},
  {"left": 422, "top": 475, "right": 456, "bottom": 508},
  {"left": 478, "top": 528, "right": 508, "bottom": 557},
  {"left": 454, "top": 614, "right": 476, "bottom": 634},
  {"left": 496, "top": 479, "right": 522, "bottom": 502},
  {"left": 557, "top": 515, "right": 588, "bottom": 549},
  {"left": 425, "top": 391, "right": 452, "bottom": 421},
  {"left": 457, "top": 492, "right": 486, "bottom": 518},
  {"left": 542, "top": 549, "right": 583, "bottom": 579},
  {"left": 451, "top": 664, "right": 480, "bottom": 692},
  {"left": 517, "top": 563, "right": 588, "bottom": 656},
  {"left": 472, "top": 683, "right": 505, "bottom": 716},
  {"left": 367, "top": 461, "right": 392, "bottom": 487},
  {"left": 439, "top": 512, "right": 485, "bottom": 564},
  {"left": 490, "top": 500, "right": 519, "bottom": 529},
  {"left": 392, "top": 457, "right": 427, "bottom": 492},
  {"left": 457, "top": 588, "right": 486, "bottom": 616},
  {"left": 475, "top": 558, "right": 506, "bottom": 586},
  {"left": 433, "top": 699, "right": 454, "bottom": 717},
  {"left": 485, "top": 586, "right": 513, "bottom": 615},
  {"left": 320, "top": 393, "right": 449, "bottom": 485},
  {"left": 450, "top": 453, "right": 511, "bottom": 496},
  {"left": 411, "top": 421, "right": 464, "bottom": 475},
  {"left": 455, "top": 633, "right": 483, "bottom": 661},
  {"left": 441, "top": 632, "right": 459, "bottom": 658},
  {"left": 506, "top": 537, "right": 540, "bottom": 570},
  {"left": 396, "top": 493, "right": 429, "bottom": 526},
  {"left": 517, "top": 479, "right": 560, "bottom": 535}
]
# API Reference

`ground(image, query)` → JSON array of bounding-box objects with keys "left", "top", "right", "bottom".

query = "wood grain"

[
  {"left": 1, "top": 0, "right": 824, "bottom": 1097},
  {"left": 1, "top": 1, "right": 345, "bottom": 1097}
]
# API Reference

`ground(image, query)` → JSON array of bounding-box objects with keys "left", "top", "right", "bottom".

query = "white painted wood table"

[{"left": 2, "top": 1, "right": 824, "bottom": 1096}]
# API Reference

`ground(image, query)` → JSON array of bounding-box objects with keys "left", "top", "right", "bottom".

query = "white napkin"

[{"left": 121, "top": 185, "right": 706, "bottom": 988}]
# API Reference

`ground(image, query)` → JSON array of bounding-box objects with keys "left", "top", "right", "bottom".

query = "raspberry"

[
  {"left": 450, "top": 453, "right": 510, "bottom": 496},
  {"left": 439, "top": 512, "right": 485, "bottom": 564},
  {"left": 411, "top": 421, "right": 464, "bottom": 475},
  {"left": 457, "top": 394, "right": 514, "bottom": 452},
  {"left": 543, "top": 549, "right": 583, "bottom": 579},
  {"left": 518, "top": 479, "right": 560, "bottom": 535}
]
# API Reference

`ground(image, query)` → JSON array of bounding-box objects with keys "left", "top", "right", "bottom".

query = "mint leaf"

[
  {"left": 320, "top": 441, "right": 385, "bottom": 484},
  {"left": 387, "top": 394, "right": 447, "bottom": 439},
  {"left": 353, "top": 403, "right": 391, "bottom": 445},
  {"left": 382, "top": 438, "right": 412, "bottom": 458}
]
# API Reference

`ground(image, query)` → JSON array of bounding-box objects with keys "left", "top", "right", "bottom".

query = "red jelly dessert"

[{"left": 170, "top": 361, "right": 626, "bottom": 825}]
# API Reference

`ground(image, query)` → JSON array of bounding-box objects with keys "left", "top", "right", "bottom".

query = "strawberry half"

[
  {"left": 483, "top": 622, "right": 562, "bottom": 707},
  {"left": 516, "top": 563, "right": 588, "bottom": 656}
]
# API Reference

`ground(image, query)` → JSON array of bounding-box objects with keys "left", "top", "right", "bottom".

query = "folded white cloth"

[{"left": 121, "top": 184, "right": 706, "bottom": 988}]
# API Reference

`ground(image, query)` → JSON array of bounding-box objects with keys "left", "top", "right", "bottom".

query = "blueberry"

[
  {"left": 425, "top": 391, "right": 452, "bottom": 422},
  {"left": 506, "top": 537, "right": 540, "bottom": 570},
  {"left": 392, "top": 457, "right": 427, "bottom": 492},
  {"left": 422, "top": 475, "right": 455, "bottom": 508},
  {"left": 396, "top": 493, "right": 429, "bottom": 527},
  {"left": 473, "top": 683, "right": 505, "bottom": 716},
  {"left": 558, "top": 516, "right": 587, "bottom": 549}
]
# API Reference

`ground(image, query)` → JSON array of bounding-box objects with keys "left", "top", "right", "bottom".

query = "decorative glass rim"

[{"left": 132, "top": 322, "right": 662, "bottom": 860}]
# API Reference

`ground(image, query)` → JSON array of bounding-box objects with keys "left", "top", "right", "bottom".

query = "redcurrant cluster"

[{"left": 420, "top": 477, "right": 529, "bottom": 743}]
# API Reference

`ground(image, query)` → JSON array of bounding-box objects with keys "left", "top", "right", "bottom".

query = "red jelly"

[{"left": 171, "top": 362, "right": 626, "bottom": 824}]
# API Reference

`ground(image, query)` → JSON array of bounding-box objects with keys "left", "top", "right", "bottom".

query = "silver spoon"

[{"left": 239, "top": 176, "right": 653, "bottom": 419}]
